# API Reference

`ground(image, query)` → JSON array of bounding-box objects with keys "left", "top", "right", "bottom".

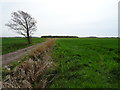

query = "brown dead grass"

[
  {"left": 2, "top": 38, "right": 56, "bottom": 88},
  {"left": 29, "top": 38, "right": 55, "bottom": 56}
]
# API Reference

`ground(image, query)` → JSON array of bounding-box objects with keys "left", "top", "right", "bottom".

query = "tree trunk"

[
  {"left": 25, "top": 19, "right": 31, "bottom": 44},
  {"left": 27, "top": 36, "right": 31, "bottom": 44},
  {"left": 27, "top": 29, "right": 31, "bottom": 44}
]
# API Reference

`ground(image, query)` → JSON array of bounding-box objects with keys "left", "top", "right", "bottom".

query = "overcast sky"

[{"left": 0, "top": 0, "right": 119, "bottom": 37}]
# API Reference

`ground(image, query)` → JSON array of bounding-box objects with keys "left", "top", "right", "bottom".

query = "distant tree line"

[
  {"left": 86, "top": 36, "right": 98, "bottom": 38},
  {"left": 41, "top": 36, "right": 79, "bottom": 38}
]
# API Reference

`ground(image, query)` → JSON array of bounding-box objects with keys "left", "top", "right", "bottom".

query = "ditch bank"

[{"left": 2, "top": 39, "right": 56, "bottom": 88}]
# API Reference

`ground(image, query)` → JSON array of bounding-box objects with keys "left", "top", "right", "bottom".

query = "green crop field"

[
  {"left": 2, "top": 37, "right": 45, "bottom": 54},
  {"left": 48, "top": 38, "right": 119, "bottom": 88}
]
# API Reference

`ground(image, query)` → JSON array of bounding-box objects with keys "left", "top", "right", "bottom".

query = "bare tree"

[{"left": 6, "top": 11, "right": 37, "bottom": 44}]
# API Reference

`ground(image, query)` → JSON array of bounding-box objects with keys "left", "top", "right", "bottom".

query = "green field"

[
  {"left": 48, "top": 38, "right": 119, "bottom": 88},
  {"left": 2, "top": 37, "right": 119, "bottom": 88},
  {"left": 2, "top": 37, "right": 45, "bottom": 54}
]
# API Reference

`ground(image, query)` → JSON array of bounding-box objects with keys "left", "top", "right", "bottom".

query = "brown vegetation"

[{"left": 2, "top": 39, "right": 55, "bottom": 88}]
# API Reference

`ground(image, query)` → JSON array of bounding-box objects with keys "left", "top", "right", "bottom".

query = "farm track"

[{"left": 1, "top": 41, "right": 48, "bottom": 66}]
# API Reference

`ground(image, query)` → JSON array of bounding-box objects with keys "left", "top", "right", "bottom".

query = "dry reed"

[{"left": 2, "top": 38, "right": 55, "bottom": 88}]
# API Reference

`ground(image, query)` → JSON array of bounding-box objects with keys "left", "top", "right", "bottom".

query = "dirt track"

[{"left": 1, "top": 41, "right": 47, "bottom": 66}]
